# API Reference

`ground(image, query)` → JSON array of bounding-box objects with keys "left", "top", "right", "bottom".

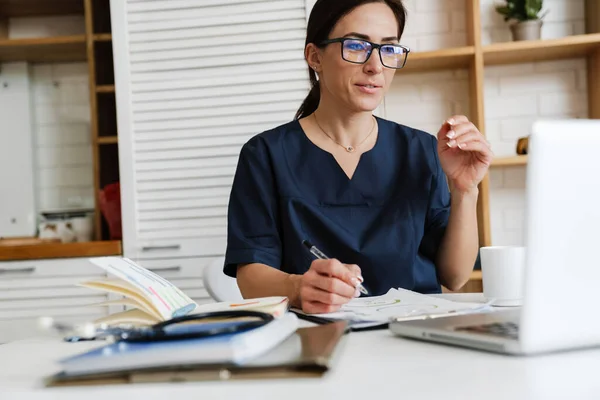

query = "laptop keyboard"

[{"left": 455, "top": 322, "right": 519, "bottom": 340}]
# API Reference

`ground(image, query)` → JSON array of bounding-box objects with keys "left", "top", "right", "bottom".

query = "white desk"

[{"left": 1, "top": 294, "right": 600, "bottom": 400}]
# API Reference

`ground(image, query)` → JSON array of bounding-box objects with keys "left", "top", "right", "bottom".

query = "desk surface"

[{"left": 1, "top": 294, "right": 600, "bottom": 400}]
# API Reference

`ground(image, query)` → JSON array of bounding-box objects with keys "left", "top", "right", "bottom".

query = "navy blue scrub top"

[{"left": 223, "top": 116, "right": 451, "bottom": 296}]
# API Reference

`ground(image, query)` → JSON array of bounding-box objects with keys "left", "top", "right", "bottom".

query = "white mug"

[{"left": 480, "top": 246, "right": 525, "bottom": 307}]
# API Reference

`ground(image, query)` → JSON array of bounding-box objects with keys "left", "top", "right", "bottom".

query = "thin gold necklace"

[{"left": 313, "top": 113, "right": 376, "bottom": 153}]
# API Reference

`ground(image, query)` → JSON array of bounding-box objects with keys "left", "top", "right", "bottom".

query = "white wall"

[
  {"left": 31, "top": 63, "right": 94, "bottom": 212},
  {"left": 384, "top": 0, "right": 587, "bottom": 246},
  {"left": 5, "top": 16, "right": 94, "bottom": 213}
]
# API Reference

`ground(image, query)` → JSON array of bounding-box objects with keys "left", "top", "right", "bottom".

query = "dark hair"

[{"left": 294, "top": 0, "right": 407, "bottom": 120}]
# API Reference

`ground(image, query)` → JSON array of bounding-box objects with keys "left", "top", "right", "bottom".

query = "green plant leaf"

[{"left": 496, "top": 0, "right": 544, "bottom": 21}]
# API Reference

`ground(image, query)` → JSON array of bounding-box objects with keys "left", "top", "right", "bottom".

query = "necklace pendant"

[{"left": 346, "top": 146, "right": 354, "bottom": 152}]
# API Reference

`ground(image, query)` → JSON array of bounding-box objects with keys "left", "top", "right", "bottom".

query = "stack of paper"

[{"left": 298, "top": 288, "right": 492, "bottom": 329}]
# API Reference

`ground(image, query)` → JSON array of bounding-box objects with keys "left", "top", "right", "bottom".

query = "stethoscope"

[{"left": 39, "top": 310, "right": 274, "bottom": 343}]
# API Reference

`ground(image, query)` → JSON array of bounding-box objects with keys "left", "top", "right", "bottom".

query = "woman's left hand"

[{"left": 437, "top": 115, "right": 493, "bottom": 193}]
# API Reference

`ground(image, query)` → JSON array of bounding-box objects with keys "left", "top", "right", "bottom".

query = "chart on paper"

[{"left": 310, "top": 288, "right": 488, "bottom": 322}]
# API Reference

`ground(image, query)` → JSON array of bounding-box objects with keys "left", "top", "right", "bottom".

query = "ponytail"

[{"left": 294, "top": 68, "right": 320, "bottom": 120}]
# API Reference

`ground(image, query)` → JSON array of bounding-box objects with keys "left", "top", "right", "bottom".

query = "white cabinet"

[
  {"left": 110, "top": 0, "right": 310, "bottom": 261},
  {"left": 0, "top": 258, "right": 110, "bottom": 343},
  {"left": 0, "top": 63, "right": 36, "bottom": 237}
]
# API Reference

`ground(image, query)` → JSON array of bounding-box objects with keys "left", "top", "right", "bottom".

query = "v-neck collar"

[{"left": 295, "top": 116, "right": 383, "bottom": 182}]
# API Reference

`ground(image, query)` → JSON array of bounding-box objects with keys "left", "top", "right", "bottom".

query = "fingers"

[
  {"left": 307, "top": 272, "right": 356, "bottom": 298},
  {"left": 438, "top": 115, "right": 471, "bottom": 142},
  {"left": 447, "top": 133, "right": 494, "bottom": 163},
  {"left": 446, "top": 115, "right": 470, "bottom": 126},
  {"left": 346, "top": 264, "right": 363, "bottom": 283},
  {"left": 447, "top": 132, "right": 489, "bottom": 150},
  {"left": 302, "top": 259, "right": 363, "bottom": 314},
  {"left": 446, "top": 121, "right": 476, "bottom": 141},
  {"left": 311, "top": 259, "right": 361, "bottom": 287},
  {"left": 301, "top": 286, "right": 352, "bottom": 306}
]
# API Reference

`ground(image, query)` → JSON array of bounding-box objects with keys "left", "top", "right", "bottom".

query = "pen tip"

[{"left": 302, "top": 240, "right": 313, "bottom": 249}]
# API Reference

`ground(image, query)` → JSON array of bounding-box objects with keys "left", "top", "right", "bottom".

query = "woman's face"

[{"left": 314, "top": 3, "right": 400, "bottom": 113}]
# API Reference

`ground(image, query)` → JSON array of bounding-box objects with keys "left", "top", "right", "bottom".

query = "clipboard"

[
  {"left": 290, "top": 309, "right": 388, "bottom": 332},
  {"left": 45, "top": 321, "right": 349, "bottom": 387}
]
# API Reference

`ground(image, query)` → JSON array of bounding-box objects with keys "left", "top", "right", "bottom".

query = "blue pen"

[{"left": 302, "top": 240, "right": 369, "bottom": 295}]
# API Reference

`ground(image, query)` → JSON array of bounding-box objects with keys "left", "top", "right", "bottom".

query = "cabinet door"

[
  {"left": 0, "top": 258, "right": 110, "bottom": 343},
  {"left": 0, "top": 63, "right": 36, "bottom": 237},
  {"left": 110, "top": 0, "right": 310, "bottom": 260}
]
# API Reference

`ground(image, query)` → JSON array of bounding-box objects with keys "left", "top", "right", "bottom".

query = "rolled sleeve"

[{"left": 223, "top": 138, "right": 282, "bottom": 277}]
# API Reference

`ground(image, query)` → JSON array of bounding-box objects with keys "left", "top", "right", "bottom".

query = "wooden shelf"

[
  {"left": 483, "top": 33, "right": 600, "bottom": 66},
  {"left": 400, "top": 46, "right": 475, "bottom": 73},
  {"left": 470, "top": 270, "right": 482, "bottom": 280},
  {"left": 0, "top": 35, "right": 86, "bottom": 62},
  {"left": 93, "top": 33, "right": 112, "bottom": 42},
  {"left": 491, "top": 155, "right": 528, "bottom": 168},
  {"left": 0, "top": 0, "right": 83, "bottom": 17},
  {"left": 96, "top": 84, "right": 115, "bottom": 93},
  {"left": 0, "top": 240, "right": 122, "bottom": 261},
  {"left": 97, "top": 136, "right": 118, "bottom": 145}
]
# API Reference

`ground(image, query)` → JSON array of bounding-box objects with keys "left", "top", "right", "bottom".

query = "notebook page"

[
  {"left": 89, "top": 257, "right": 198, "bottom": 320},
  {"left": 79, "top": 278, "right": 161, "bottom": 319},
  {"left": 306, "top": 288, "right": 491, "bottom": 323}
]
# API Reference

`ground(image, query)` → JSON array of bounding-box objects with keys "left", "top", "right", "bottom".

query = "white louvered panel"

[
  {"left": 138, "top": 196, "right": 228, "bottom": 212},
  {"left": 136, "top": 176, "right": 235, "bottom": 192},
  {"left": 130, "top": 29, "right": 306, "bottom": 54},
  {"left": 139, "top": 216, "right": 225, "bottom": 229},
  {"left": 128, "top": 1, "right": 301, "bottom": 23},
  {"left": 136, "top": 187, "right": 233, "bottom": 202},
  {"left": 139, "top": 206, "right": 226, "bottom": 222},
  {"left": 134, "top": 91, "right": 307, "bottom": 115},
  {"left": 137, "top": 166, "right": 237, "bottom": 182},
  {"left": 135, "top": 135, "right": 250, "bottom": 152},
  {"left": 134, "top": 123, "right": 272, "bottom": 142},
  {"left": 132, "top": 68, "right": 306, "bottom": 90},
  {"left": 131, "top": 50, "right": 302, "bottom": 73},
  {"left": 127, "top": 9, "right": 304, "bottom": 33},
  {"left": 133, "top": 80, "right": 308, "bottom": 104},
  {"left": 139, "top": 227, "right": 227, "bottom": 241},
  {"left": 129, "top": 19, "right": 306, "bottom": 49},
  {"left": 115, "top": 0, "right": 309, "bottom": 259},
  {"left": 135, "top": 157, "right": 238, "bottom": 173},
  {"left": 132, "top": 61, "right": 307, "bottom": 85},
  {"left": 128, "top": 0, "right": 266, "bottom": 12},
  {"left": 130, "top": 39, "right": 303, "bottom": 64},
  {"left": 135, "top": 111, "right": 298, "bottom": 133},
  {"left": 135, "top": 147, "right": 240, "bottom": 162}
]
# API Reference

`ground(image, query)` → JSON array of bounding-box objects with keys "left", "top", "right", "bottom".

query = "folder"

[{"left": 45, "top": 321, "right": 349, "bottom": 387}]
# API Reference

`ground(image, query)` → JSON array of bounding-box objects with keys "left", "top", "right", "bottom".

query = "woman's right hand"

[{"left": 299, "top": 259, "right": 363, "bottom": 314}]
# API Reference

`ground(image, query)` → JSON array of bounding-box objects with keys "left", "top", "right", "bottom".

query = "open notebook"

[{"left": 81, "top": 257, "right": 289, "bottom": 327}]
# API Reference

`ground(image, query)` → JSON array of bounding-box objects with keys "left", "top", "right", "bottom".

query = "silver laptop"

[{"left": 390, "top": 119, "right": 600, "bottom": 355}]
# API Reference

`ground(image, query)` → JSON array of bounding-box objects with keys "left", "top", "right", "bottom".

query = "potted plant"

[{"left": 495, "top": 0, "right": 548, "bottom": 41}]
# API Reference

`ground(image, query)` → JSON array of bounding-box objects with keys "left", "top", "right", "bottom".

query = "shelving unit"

[
  {"left": 491, "top": 155, "right": 528, "bottom": 168},
  {"left": 401, "top": 46, "right": 475, "bottom": 73},
  {"left": 0, "top": 35, "right": 86, "bottom": 62},
  {"left": 0, "top": 0, "right": 119, "bottom": 258},
  {"left": 83, "top": 0, "right": 118, "bottom": 242},
  {"left": 396, "top": 0, "right": 600, "bottom": 292}
]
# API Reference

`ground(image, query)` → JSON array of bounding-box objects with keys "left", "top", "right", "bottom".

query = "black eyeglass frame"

[{"left": 318, "top": 38, "right": 411, "bottom": 69}]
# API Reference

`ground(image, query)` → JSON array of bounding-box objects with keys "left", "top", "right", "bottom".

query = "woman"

[{"left": 224, "top": 0, "right": 493, "bottom": 313}]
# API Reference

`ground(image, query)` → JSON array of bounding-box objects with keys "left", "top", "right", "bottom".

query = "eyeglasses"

[{"left": 319, "top": 38, "right": 410, "bottom": 69}]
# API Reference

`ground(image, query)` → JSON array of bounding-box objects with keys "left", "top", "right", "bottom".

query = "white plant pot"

[{"left": 510, "top": 20, "right": 543, "bottom": 41}]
